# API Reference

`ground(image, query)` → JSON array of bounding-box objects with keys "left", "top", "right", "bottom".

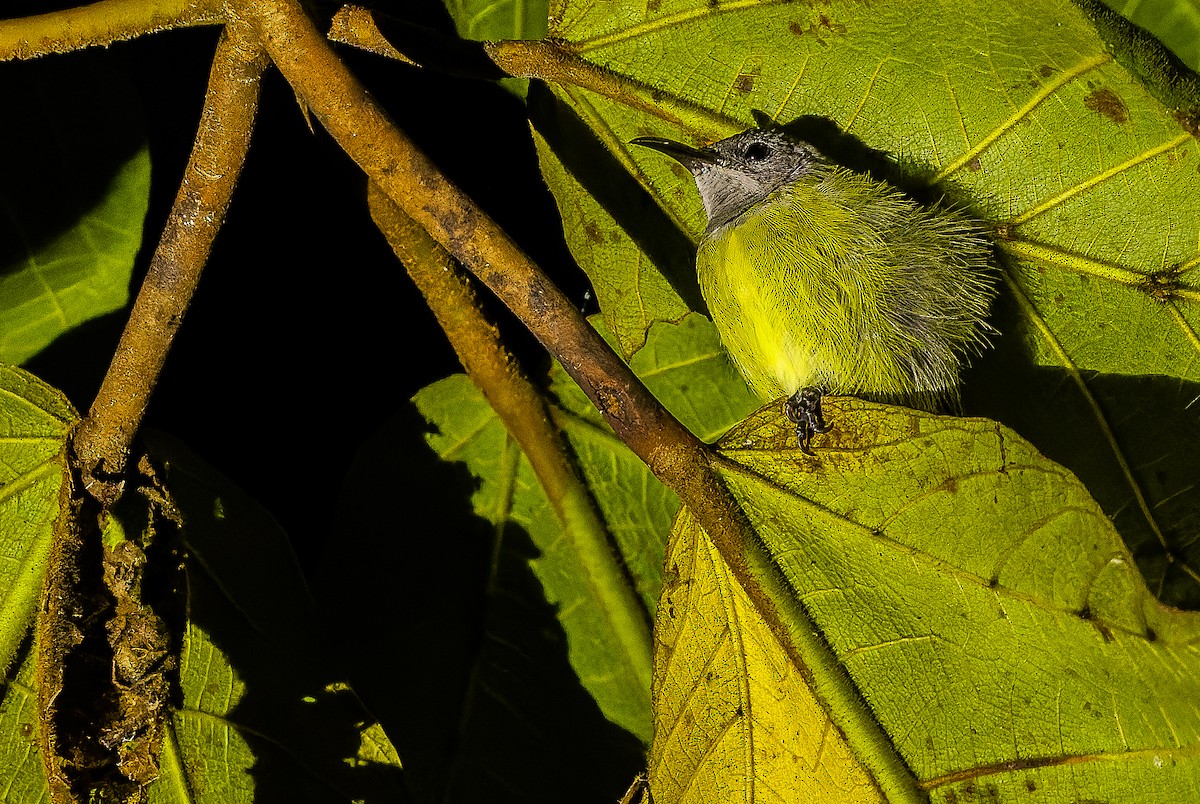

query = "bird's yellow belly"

[
  {"left": 682, "top": 155, "right": 991, "bottom": 412},
  {"left": 699, "top": 230, "right": 825, "bottom": 401}
]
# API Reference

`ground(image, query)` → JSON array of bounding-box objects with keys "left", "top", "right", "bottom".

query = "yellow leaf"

[{"left": 651, "top": 503, "right": 884, "bottom": 803}]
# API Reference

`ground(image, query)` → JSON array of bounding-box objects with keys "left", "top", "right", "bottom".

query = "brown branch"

[
  {"left": 228, "top": 0, "right": 780, "bottom": 677},
  {"left": 72, "top": 21, "right": 268, "bottom": 503},
  {"left": 232, "top": 0, "right": 705, "bottom": 483},
  {"left": 367, "top": 183, "right": 653, "bottom": 697},
  {"left": 233, "top": 0, "right": 735, "bottom": 600},
  {"left": 0, "top": 0, "right": 224, "bottom": 61},
  {"left": 232, "top": 4, "right": 921, "bottom": 797}
]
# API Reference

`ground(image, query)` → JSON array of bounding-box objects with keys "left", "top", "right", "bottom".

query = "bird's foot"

[{"left": 783, "top": 387, "right": 830, "bottom": 455}]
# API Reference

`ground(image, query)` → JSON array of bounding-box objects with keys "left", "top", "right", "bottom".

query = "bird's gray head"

[{"left": 632, "top": 129, "right": 827, "bottom": 232}]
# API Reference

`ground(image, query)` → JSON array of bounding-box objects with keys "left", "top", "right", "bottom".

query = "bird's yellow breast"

[{"left": 697, "top": 179, "right": 912, "bottom": 402}]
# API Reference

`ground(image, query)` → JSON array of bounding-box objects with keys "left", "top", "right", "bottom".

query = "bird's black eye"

[{"left": 743, "top": 141, "right": 771, "bottom": 161}]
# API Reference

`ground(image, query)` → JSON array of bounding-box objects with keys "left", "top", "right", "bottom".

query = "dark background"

[{"left": 24, "top": 2, "right": 582, "bottom": 572}]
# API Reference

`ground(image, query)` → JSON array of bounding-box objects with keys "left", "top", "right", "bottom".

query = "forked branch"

[{"left": 227, "top": 5, "right": 851, "bottom": 765}]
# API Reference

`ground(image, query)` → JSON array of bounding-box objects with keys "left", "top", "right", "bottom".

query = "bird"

[{"left": 632, "top": 125, "right": 997, "bottom": 453}]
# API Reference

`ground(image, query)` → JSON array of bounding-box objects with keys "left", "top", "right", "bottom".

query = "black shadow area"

[
  {"left": 146, "top": 432, "right": 411, "bottom": 802},
  {"left": 0, "top": 50, "right": 146, "bottom": 275},
  {"left": 962, "top": 276, "right": 1200, "bottom": 609},
  {"left": 315, "top": 402, "right": 645, "bottom": 804}
]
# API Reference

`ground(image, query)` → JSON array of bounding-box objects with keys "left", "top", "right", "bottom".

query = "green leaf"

[
  {"left": 0, "top": 366, "right": 69, "bottom": 797},
  {"left": 416, "top": 373, "right": 656, "bottom": 738},
  {"left": 0, "top": 365, "right": 76, "bottom": 679},
  {"left": 532, "top": 0, "right": 1200, "bottom": 600},
  {"left": 651, "top": 401, "right": 1200, "bottom": 802},
  {"left": 444, "top": 0, "right": 548, "bottom": 41},
  {"left": 0, "top": 364, "right": 74, "bottom": 800},
  {"left": 532, "top": 120, "right": 693, "bottom": 357},
  {"left": 317, "top": 315, "right": 754, "bottom": 800},
  {"left": 524, "top": 3, "right": 1200, "bottom": 789},
  {"left": 0, "top": 646, "right": 43, "bottom": 802},
  {"left": 0, "top": 53, "right": 150, "bottom": 365}
]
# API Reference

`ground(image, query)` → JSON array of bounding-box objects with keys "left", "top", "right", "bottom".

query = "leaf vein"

[
  {"left": 1010, "top": 132, "right": 1192, "bottom": 226},
  {"left": 935, "top": 51, "right": 1111, "bottom": 181}
]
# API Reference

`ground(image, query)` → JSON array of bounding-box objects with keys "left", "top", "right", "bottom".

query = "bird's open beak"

[{"left": 630, "top": 137, "right": 716, "bottom": 169}]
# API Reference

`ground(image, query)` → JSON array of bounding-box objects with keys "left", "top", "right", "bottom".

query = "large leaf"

[
  {"left": 0, "top": 52, "right": 149, "bottom": 365},
  {"left": 652, "top": 401, "right": 1200, "bottom": 802},
  {"left": 526, "top": 0, "right": 1200, "bottom": 603},
  {"left": 0, "top": 365, "right": 75, "bottom": 796}
]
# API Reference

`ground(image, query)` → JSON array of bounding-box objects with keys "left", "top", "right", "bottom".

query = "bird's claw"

[{"left": 783, "top": 387, "right": 829, "bottom": 455}]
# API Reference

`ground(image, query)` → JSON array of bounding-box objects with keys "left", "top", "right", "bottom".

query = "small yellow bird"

[{"left": 633, "top": 127, "right": 996, "bottom": 452}]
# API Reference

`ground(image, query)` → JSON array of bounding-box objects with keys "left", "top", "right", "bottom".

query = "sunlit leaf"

[
  {"left": 531, "top": 0, "right": 1200, "bottom": 601},
  {"left": 0, "top": 364, "right": 74, "bottom": 801},
  {"left": 412, "top": 373, "right": 657, "bottom": 740},
  {"left": 0, "top": 648, "right": 43, "bottom": 801},
  {"left": 0, "top": 365, "right": 75, "bottom": 679},
  {"left": 653, "top": 503, "right": 885, "bottom": 804},
  {"left": 0, "top": 54, "right": 149, "bottom": 364},
  {"left": 652, "top": 400, "right": 1200, "bottom": 802}
]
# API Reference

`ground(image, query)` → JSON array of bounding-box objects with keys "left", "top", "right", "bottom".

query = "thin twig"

[
  {"left": 485, "top": 39, "right": 739, "bottom": 135},
  {"left": 0, "top": 0, "right": 224, "bottom": 61},
  {"left": 72, "top": 21, "right": 268, "bottom": 503},
  {"left": 368, "top": 183, "right": 654, "bottom": 707}
]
